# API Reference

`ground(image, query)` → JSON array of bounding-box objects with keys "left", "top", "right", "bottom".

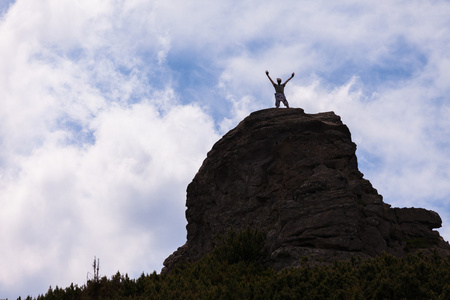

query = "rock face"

[{"left": 163, "top": 108, "right": 450, "bottom": 272}]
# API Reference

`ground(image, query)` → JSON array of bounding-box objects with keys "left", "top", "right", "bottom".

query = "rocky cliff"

[{"left": 163, "top": 108, "right": 450, "bottom": 272}]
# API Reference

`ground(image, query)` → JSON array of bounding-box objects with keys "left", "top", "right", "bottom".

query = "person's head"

[{"left": 276, "top": 78, "right": 282, "bottom": 84}]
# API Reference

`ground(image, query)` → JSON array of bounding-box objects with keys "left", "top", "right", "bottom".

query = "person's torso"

[{"left": 274, "top": 83, "right": 285, "bottom": 93}]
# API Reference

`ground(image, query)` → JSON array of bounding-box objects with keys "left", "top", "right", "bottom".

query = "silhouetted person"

[{"left": 266, "top": 70, "right": 294, "bottom": 108}]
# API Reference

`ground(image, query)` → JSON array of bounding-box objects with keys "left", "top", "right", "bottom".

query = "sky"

[{"left": 1, "top": 0, "right": 450, "bottom": 297}]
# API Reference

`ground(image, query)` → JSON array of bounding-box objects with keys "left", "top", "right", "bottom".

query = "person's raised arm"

[
  {"left": 266, "top": 70, "right": 275, "bottom": 85},
  {"left": 283, "top": 72, "right": 295, "bottom": 85}
]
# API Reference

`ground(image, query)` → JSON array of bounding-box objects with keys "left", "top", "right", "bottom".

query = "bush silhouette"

[{"left": 30, "top": 229, "right": 450, "bottom": 299}]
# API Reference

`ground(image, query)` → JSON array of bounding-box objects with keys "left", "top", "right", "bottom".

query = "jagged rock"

[{"left": 163, "top": 108, "right": 450, "bottom": 272}]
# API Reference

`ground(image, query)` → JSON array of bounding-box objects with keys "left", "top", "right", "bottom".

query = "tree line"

[{"left": 21, "top": 229, "right": 450, "bottom": 299}]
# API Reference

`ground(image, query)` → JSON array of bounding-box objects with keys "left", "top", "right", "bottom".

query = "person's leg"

[
  {"left": 275, "top": 94, "right": 281, "bottom": 108},
  {"left": 280, "top": 94, "right": 289, "bottom": 108}
]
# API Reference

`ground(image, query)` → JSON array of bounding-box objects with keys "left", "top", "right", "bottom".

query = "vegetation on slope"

[{"left": 24, "top": 229, "right": 450, "bottom": 300}]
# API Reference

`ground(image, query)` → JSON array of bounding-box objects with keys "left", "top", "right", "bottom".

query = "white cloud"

[
  {"left": 0, "top": 100, "right": 219, "bottom": 294},
  {"left": 0, "top": 0, "right": 220, "bottom": 296},
  {"left": 1, "top": 0, "right": 450, "bottom": 297}
]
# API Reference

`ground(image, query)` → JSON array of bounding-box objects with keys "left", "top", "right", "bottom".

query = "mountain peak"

[{"left": 163, "top": 108, "right": 450, "bottom": 272}]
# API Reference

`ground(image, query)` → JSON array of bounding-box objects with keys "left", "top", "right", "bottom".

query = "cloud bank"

[{"left": 1, "top": 0, "right": 450, "bottom": 297}]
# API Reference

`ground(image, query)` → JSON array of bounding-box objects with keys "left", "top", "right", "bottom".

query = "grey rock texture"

[{"left": 163, "top": 108, "right": 450, "bottom": 272}]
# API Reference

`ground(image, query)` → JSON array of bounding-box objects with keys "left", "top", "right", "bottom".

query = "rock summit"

[{"left": 163, "top": 108, "right": 450, "bottom": 272}]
